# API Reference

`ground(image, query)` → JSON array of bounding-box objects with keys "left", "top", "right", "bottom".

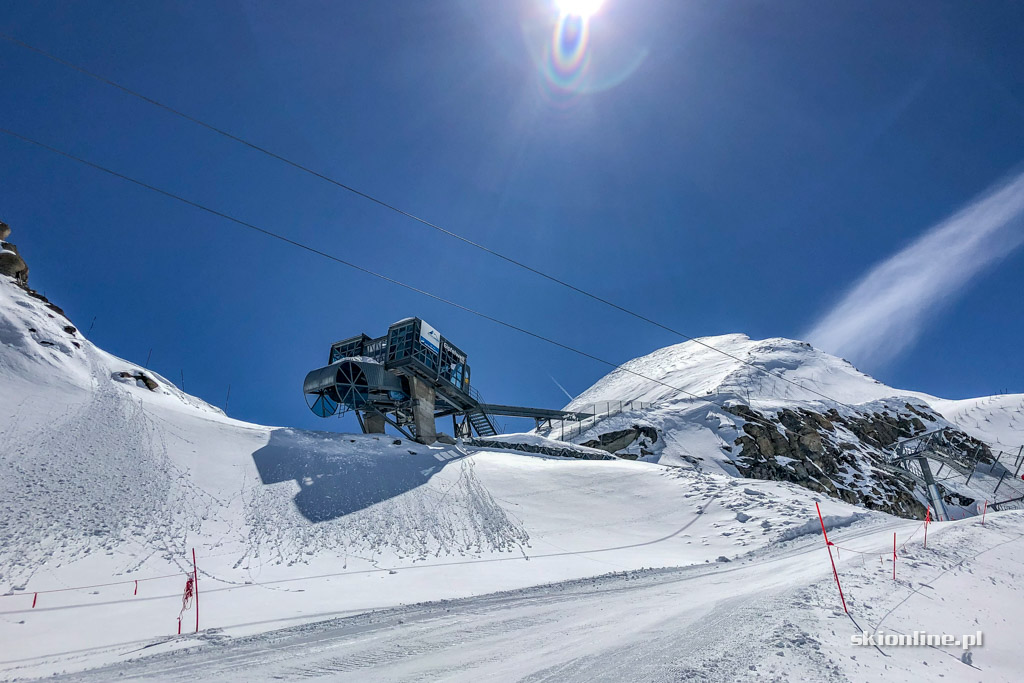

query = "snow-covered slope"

[
  {"left": 2, "top": 260, "right": 1022, "bottom": 680},
  {"left": 55, "top": 511, "right": 1024, "bottom": 683},
  {"left": 567, "top": 333, "right": 1022, "bottom": 441},
  {"left": 570, "top": 334, "right": 900, "bottom": 407},
  {"left": 929, "top": 394, "right": 1024, "bottom": 453},
  {"left": 556, "top": 335, "right": 1024, "bottom": 516},
  {"left": 0, "top": 272, "right": 891, "bottom": 678}
]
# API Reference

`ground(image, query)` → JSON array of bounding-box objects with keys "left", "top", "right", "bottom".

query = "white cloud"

[{"left": 805, "top": 171, "right": 1024, "bottom": 367}]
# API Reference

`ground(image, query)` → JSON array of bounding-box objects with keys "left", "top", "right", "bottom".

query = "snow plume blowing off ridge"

[{"left": 805, "top": 170, "right": 1024, "bottom": 367}]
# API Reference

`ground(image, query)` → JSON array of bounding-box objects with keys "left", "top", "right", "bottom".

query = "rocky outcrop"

[
  {"left": 0, "top": 219, "right": 29, "bottom": 285},
  {"left": 113, "top": 371, "right": 160, "bottom": 391},
  {"left": 724, "top": 403, "right": 951, "bottom": 518},
  {"left": 0, "top": 220, "right": 67, "bottom": 318},
  {"left": 582, "top": 425, "right": 658, "bottom": 460}
]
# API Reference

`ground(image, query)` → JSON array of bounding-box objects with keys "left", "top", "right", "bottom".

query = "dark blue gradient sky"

[{"left": 2, "top": 0, "right": 1023, "bottom": 433}]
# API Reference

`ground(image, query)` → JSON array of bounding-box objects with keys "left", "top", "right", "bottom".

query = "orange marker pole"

[
  {"left": 192, "top": 548, "right": 199, "bottom": 633},
  {"left": 816, "top": 502, "right": 847, "bottom": 613}
]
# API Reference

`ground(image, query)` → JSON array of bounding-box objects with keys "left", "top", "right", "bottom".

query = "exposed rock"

[
  {"left": 0, "top": 243, "right": 29, "bottom": 284},
  {"left": 1, "top": 218, "right": 28, "bottom": 284},
  {"left": 944, "top": 491, "right": 975, "bottom": 507},
  {"left": 114, "top": 371, "right": 159, "bottom": 392},
  {"left": 582, "top": 424, "right": 658, "bottom": 455},
  {"left": 0, "top": 222, "right": 71, "bottom": 320},
  {"left": 726, "top": 403, "right": 934, "bottom": 519},
  {"left": 905, "top": 402, "right": 937, "bottom": 422}
]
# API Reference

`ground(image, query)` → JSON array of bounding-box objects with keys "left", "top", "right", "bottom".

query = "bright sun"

[{"left": 556, "top": 0, "right": 605, "bottom": 18}]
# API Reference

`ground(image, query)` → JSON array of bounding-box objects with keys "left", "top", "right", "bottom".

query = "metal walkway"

[
  {"left": 458, "top": 403, "right": 594, "bottom": 440},
  {"left": 478, "top": 403, "right": 593, "bottom": 421}
]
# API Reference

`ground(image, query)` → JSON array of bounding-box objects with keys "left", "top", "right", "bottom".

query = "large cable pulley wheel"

[
  {"left": 305, "top": 390, "right": 339, "bottom": 417},
  {"left": 334, "top": 360, "right": 370, "bottom": 409}
]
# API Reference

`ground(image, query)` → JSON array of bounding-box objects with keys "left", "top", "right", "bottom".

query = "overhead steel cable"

[
  {"left": 2, "top": 126, "right": 805, "bottom": 438},
  {"left": 0, "top": 32, "right": 860, "bottom": 412}
]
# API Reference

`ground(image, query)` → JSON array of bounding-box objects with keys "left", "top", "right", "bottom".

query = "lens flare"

[
  {"left": 523, "top": 0, "right": 647, "bottom": 102},
  {"left": 548, "top": 13, "right": 591, "bottom": 89},
  {"left": 556, "top": 0, "right": 604, "bottom": 18}
]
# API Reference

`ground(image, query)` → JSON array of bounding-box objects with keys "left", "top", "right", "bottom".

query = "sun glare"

[{"left": 556, "top": 0, "right": 604, "bottom": 18}]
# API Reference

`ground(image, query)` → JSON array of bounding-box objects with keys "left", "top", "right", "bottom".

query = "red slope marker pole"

[
  {"left": 192, "top": 548, "right": 199, "bottom": 633},
  {"left": 924, "top": 507, "right": 930, "bottom": 549},
  {"left": 982, "top": 500, "right": 988, "bottom": 526},
  {"left": 893, "top": 533, "right": 897, "bottom": 581},
  {"left": 134, "top": 579, "right": 138, "bottom": 596},
  {"left": 32, "top": 592, "right": 37, "bottom": 608},
  {"left": 815, "top": 502, "right": 848, "bottom": 613}
]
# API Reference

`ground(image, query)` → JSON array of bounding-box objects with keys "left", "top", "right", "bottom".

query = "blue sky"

[{"left": 2, "top": 0, "right": 1023, "bottom": 433}]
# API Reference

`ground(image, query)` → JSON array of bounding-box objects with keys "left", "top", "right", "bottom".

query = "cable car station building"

[{"left": 303, "top": 318, "right": 587, "bottom": 445}]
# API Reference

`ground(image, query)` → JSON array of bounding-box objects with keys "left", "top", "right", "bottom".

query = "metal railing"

[
  {"left": 534, "top": 399, "right": 655, "bottom": 442},
  {"left": 889, "top": 433, "right": 1024, "bottom": 512},
  {"left": 988, "top": 445, "right": 1024, "bottom": 500},
  {"left": 467, "top": 386, "right": 503, "bottom": 435}
]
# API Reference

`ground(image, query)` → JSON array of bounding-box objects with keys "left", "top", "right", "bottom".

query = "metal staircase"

[{"left": 466, "top": 408, "right": 497, "bottom": 437}]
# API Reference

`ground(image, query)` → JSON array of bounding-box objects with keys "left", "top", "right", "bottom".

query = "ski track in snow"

[
  {"left": 50, "top": 513, "right": 1024, "bottom": 682},
  {"left": 0, "top": 350, "right": 214, "bottom": 588},
  {"left": 0, "top": 330, "right": 531, "bottom": 593},
  {"left": 239, "top": 454, "right": 531, "bottom": 572}
]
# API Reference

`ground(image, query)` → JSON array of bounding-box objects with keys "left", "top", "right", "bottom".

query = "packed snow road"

[
  {"left": 55, "top": 514, "right": 1024, "bottom": 682},
  {"left": 48, "top": 536, "right": 862, "bottom": 681}
]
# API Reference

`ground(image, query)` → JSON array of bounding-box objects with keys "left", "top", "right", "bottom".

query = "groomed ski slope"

[
  {"left": 43, "top": 513, "right": 1024, "bottom": 682},
  {"left": 2, "top": 274, "right": 1023, "bottom": 680}
]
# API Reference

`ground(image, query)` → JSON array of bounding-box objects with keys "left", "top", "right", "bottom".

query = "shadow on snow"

[{"left": 252, "top": 427, "right": 457, "bottom": 523}]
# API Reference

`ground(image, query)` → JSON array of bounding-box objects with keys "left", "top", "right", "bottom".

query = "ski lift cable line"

[
  {"left": 0, "top": 125, "right": 803, "bottom": 439},
  {"left": 0, "top": 31, "right": 859, "bottom": 412}
]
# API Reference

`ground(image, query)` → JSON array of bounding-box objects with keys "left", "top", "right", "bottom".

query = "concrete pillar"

[
  {"left": 409, "top": 377, "right": 437, "bottom": 445},
  {"left": 363, "top": 411, "right": 386, "bottom": 434}
]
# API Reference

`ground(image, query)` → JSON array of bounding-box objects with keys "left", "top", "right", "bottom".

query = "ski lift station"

[{"left": 303, "top": 317, "right": 590, "bottom": 445}]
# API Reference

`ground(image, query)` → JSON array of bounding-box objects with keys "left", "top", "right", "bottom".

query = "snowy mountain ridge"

[
  {"left": 569, "top": 331, "right": 1021, "bottom": 439},
  {"left": 559, "top": 334, "right": 1023, "bottom": 518}
]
